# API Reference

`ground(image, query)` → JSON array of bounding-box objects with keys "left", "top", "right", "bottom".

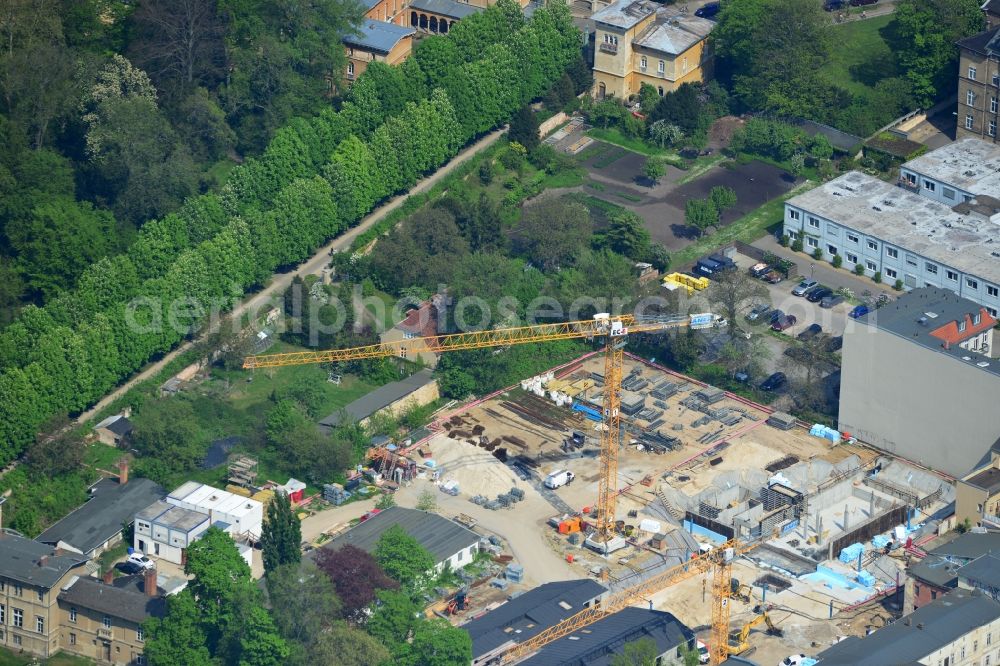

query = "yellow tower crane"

[{"left": 243, "top": 312, "right": 750, "bottom": 663}]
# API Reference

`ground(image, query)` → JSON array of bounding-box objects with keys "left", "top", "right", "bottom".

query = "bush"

[
  {"left": 709, "top": 186, "right": 737, "bottom": 211},
  {"left": 831, "top": 254, "right": 842, "bottom": 268},
  {"left": 779, "top": 234, "right": 790, "bottom": 247},
  {"left": 478, "top": 161, "right": 494, "bottom": 185},
  {"left": 854, "top": 263, "right": 866, "bottom": 276},
  {"left": 791, "top": 238, "right": 803, "bottom": 252},
  {"left": 873, "top": 271, "right": 882, "bottom": 284},
  {"left": 894, "top": 278, "right": 904, "bottom": 291},
  {"left": 812, "top": 247, "right": 823, "bottom": 260}
]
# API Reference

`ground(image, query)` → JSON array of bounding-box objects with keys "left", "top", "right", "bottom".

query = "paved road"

[{"left": 76, "top": 128, "right": 507, "bottom": 425}]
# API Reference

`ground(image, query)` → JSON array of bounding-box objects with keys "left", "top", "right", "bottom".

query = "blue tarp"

[
  {"left": 810, "top": 423, "right": 841, "bottom": 443},
  {"left": 572, "top": 403, "right": 602, "bottom": 421}
]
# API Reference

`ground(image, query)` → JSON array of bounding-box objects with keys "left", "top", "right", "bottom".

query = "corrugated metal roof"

[
  {"left": 815, "top": 589, "right": 1000, "bottom": 665},
  {"left": 319, "top": 368, "right": 435, "bottom": 430},
  {"left": 343, "top": 19, "right": 415, "bottom": 54}
]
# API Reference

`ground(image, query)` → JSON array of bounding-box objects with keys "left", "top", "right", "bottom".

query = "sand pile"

[{"left": 428, "top": 434, "right": 523, "bottom": 498}]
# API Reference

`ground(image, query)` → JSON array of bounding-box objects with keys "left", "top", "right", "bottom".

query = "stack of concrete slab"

[
  {"left": 767, "top": 412, "right": 797, "bottom": 430},
  {"left": 695, "top": 387, "right": 725, "bottom": 404}
]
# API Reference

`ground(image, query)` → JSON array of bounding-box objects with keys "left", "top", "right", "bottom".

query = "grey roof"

[
  {"left": 343, "top": 18, "right": 415, "bottom": 54},
  {"left": 408, "top": 0, "right": 481, "bottom": 19},
  {"left": 59, "top": 576, "right": 165, "bottom": 625},
  {"left": 0, "top": 531, "right": 87, "bottom": 588},
  {"left": 815, "top": 589, "right": 1000, "bottom": 665},
  {"left": 136, "top": 500, "right": 211, "bottom": 533},
  {"left": 965, "top": 466, "right": 1000, "bottom": 494},
  {"left": 320, "top": 506, "right": 479, "bottom": 564},
  {"left": 902, "top": 138, "right": 1000, "bottom": 199},
  {"left": 464, "top": 579, "right": 606, "bottom": 658},
  {"left": 319, "top": 368, "right": 435, "bottom": 430},
  {"left": 929, "top": 532, "right": 1000, "bottom": 560},
  {"left": 958, "top": 552, "right": 1000, "bottom": 590},
  {"left": 633, "top": 13, "right": 714, "bottom": 55},
  {"left": 785, "top": 172, "right": 1000, "bottom": 286},
  {"left": 94, "top": 414, "right": 133, "bottom": 436},
  {"left": 793, "top": 119, "right": 862, "bottom": 153},
  {"left": 591, "top": 0, "right": 657, "bottom": 29},
  {"left": 956, "top": 25, "right": 1000, "bottom": 56},
  {"left": 361, "top": 0, "right": 381, "bottom": 10},
  {"left": 520, "top": 607, "right": 695, "bottom": 666},
  {"left": 37, "top": 478, "right": 164, "bottom": 555},
  {"left": 856, "top": 287, "right": 1000, "bottom": 376},
  {"left": 908, "top": 554, "right": 963, "bottom": 589}
]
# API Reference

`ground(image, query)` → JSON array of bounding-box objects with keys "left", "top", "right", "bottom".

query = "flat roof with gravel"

[{"left": 902, "top": 138, "right": 1000, "bottom": 197}]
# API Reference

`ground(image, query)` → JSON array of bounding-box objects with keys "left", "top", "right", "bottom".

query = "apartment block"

[{"left": 957, "top": 26, "right": 1000, "bottom": 142}]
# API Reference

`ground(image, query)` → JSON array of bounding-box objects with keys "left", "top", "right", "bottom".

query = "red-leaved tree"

[{"left": 315, "top": 544, "right": 399, "bottom": 622}]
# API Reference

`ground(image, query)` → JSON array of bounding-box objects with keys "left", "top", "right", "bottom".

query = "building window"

[
  {"left": 968, "top": 278, "right": 979, "bottom": 290},
  {"left": 35, "top": 616, "right": 43, "bottom": 634},
  {"left": 788, "top": 210, "right": 800, "bottom": 220},
  {"left": 12, "top": 634, "right": 20, "bottom": 647},
  {"left": 923, "top": 180, "right": 937, "bottom": 192},
  {"left": 0, "top": 605, "right": 4, "bottom": 624},
  {"left": 947, "top": 269, "right": 959, "bottom": 281},
  {"left": 846, "top": 252, "right": 858, "bottom": 264},
  {"left": 990, "top": 120, "right": 997, "bottom": 137},
  {"left": 69, "top": 608, "right": 76, "bottom": 623},
  {"left": 808, "top": 216, "right": 820, "bottom": 229},
  {"left": 807, "top": 237, "right": 818, "bottom": 249},
  {"left": 13, "top": 584, "right": 21, "bottom": 597},
  {"left": 988, "top": 307, "right": 998, "bottom": 317},
  {"left": 886, "top": 247, "right": 898, "bottom": 259},
  {"left": 995, "top": 73, "right": 1000, "bottom": 86},
  {"left": 988, "top": 285, "right": 998, "bottom": 297},
  {"left": 866, "top": 240, "right": 878, "bottom": 251},
  {"left": 640, "top": 56, "right": 647, "bottom": 69},
  {"left": 847, "top": 232, "right": 859, "bottom": 244},
  {"left": 103, "top": 616, "right": 111, "bottom": 630},
  {"left": 657, "top": 86, "right": 663, "bottom": 96},
  {"left": 906, "top": 255, "right": 918, "bottom": 267},
  {"left": 137, "top": 627, "right": 144, "bottom": 642},
  {"left": 885, "top": 268, "right": 898, "bottom": 279},
  {"left": 926, "top": 263, "right": 938, "bottom": 274},
  {"left": 968, "top": 90, "right": 977, "bottom": 106},
  {"left": 828, "top": 245, "right": 838, "bottom": 256},
  {"left": 657, "top": 60, "right": 664, "bottom": 74},
  {"left": 989, "top": 632, "right": 993, "bottom": 645},
  {"left": 13, "top": 608, "right": 22, "bottom": 629},
  {"left": 69, "top": 633, "right": 76, "bottom": 646},
  {"left": 866, "top": 260, "right": 877, "bottom": 272},
  {"left": 970, "top": 66, "right": 978, "bottom": 80},
  {"left": 966, "top": 115, "right": 975, "bottom": 130},
  {"left": 347, "top": 62, "right": 354, "bottom": 77},
  {"left": 943, "top": 188, "right": 955, "bottom": 200},
  {"left": 992, "top": 97, "right": 998, "bottom": 113}
]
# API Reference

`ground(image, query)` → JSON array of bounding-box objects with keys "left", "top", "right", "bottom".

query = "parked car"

[
  {"left": 697, "top": 640, "right": 711, "bottom": 664},
  {"left": 762, "top": 269, "right": 784, "bottom": 284},
  {"left": 849, "top": 0, "right": 877, "bottom": 6},
  {"left": 126, "top": 553, "right": 155, "bottom": 571},
  {"left": 780, "top": 655, "right": 808, "bottom": 666},
  {"left": 734, "top": 370, "right": 751, "bottom": 383},
  {"left": 797, "top": 323, "right": 823, "bottom": 340},
  {"left": 694, "top": 1, "right": 721, "bottom": 18},
  {"left": 745, "top": 303, "right": 771, "bottom": 322},
  {"left": 820, "top": 294, "right": 844, "bottom": 308},
  {"left": 824, "top": 0, "right": 846, "bottom": 9},
  {"left": 695, "top": 257, "right": 724, "bottom": 276},
  {"left": 849, "top": 304, "right": 870, "bottom": 319},
  {"left": 826, "top": 335, "right": 844, "bottom": 352},
  {"left": 749, "top": 262, "right": 771, "bottom": 278},
  {"left": 792, "top": 279, "right": 818, "bottom": 296},
  {"left": 806, "top": 287, "right": 833, "bottom": 303},
  {"left": 544, "top": 470, "right": 575, "bottom": 489},
  {"left": 759, "top": 372, "right": 787, "bottom": 391},
  {"left": 768, "top": 309, "right": 786, "bottom": 324},
  {"left": 771, "top": 315, "right": 797, "bottom": 331},
  {"left": 117, "top": 561, "right": 145, "bottom": 575}
]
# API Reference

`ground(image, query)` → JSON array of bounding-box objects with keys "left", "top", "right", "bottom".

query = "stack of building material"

[
  {"left": 506, "top": 563, "right": 524, "bottom": 583},
  {"left": 652, "top": 381, "right": 678, "bottom": 400},
  {"left": 694, "top": 387, "right": 725, "bottom": 404},
  {"left": 766, "top": 412, "right": 797, "bottom": 430},
  {"left": 323, "top": 484, "right": 350, "bottom": 506}
]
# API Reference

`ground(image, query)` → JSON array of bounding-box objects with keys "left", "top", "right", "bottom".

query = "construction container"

[
  {"left": 506, "top": 563, "right": 524, "bottom": 583},
  {"left": 566, "top": 553, "right": 575, "bottom": 563},
  {"left": 559, "top": 517, "right": 582, "bottom": 534}
]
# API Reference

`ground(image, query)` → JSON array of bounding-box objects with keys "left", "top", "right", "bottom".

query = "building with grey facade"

[
  {"left": 782, "top": 140, "right": 1000, "bottom": 316},
  {"left": 839, "top": 287, "right": 1000, "bottom": 478}
]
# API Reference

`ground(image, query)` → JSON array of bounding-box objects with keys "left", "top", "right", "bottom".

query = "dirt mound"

[{"left": 429, "top": 434, "right": 523, "bottom": 498}]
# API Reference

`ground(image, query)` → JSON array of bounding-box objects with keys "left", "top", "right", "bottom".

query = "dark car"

[
  {"left": 695, "top": 2, "right": 721, "bottom": 18},
  {"left": 745, "top": 303, "right": 772, "bottom": 322},
  {"left": 759, "top": 372, "right": 787, "bottom": 391},
  {"left": 820, "top": 294, "right": 844, "bottom": 308},
  {"left": 849, "top": 304, "right": 869, "bottom": 319},
  {"left": 806, "top": 287, "right": 833, "bottom": 303},
  {"left": 695, "top": 257, "right": 724, "bottom": 276},
  {"left": 768, "top": 309, "right": 786, "bottom": 324},
  {"left": 824, "top": 0, "right": 846, "bottom": 9},
  {"left": 117, "top": 561, "right": 145, "bottom": 575},
  {"left": 849, "top": 0, "right": 877, "bottom": 5},
  {"left": 826, "top": 335, "right": 844, "bottom": 352},
  {"left": 772, "top": 315, "right": 797, "bottom": 331},
  {"left": 797, "top": 323, "right": 822, "bottom": 340}
]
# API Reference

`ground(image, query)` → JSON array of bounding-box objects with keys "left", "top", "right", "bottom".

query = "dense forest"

[{"left": 0, "top": 0, "right": 584, "bottom": 463}]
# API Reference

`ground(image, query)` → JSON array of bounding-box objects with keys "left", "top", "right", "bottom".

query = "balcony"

[
  {"left": 599, "top": 42, "right": 618, "bottom": 55},
  {"left": 97, "top": 628, "right": 113, "bottom": 639}
]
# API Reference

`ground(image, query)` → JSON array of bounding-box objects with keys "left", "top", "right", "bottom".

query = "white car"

[
  {"left": 696, "top": 640, "right": 710, "bottom": 664},
  {"left": 126, "top": 553, "right": 155, "bottom": 570}
]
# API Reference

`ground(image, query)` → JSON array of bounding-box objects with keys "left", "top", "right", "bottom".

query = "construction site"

[{"left": 368, "top": 351, "right": 956, "bottom": 664}]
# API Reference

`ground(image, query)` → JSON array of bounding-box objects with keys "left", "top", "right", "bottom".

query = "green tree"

[
  {"left": 788, "top": 153, "right": 806, "bottom": 178},
  {"left": 515, "top": 198, "right": 592, "bottom": 270},
  {"left": 144, "top": 590, "right": 214, "bottom": 666},
  {"left": 409, "top": 618, "right": 474, "bottom": 665},
  {"left": 708, "top": 270, "right": 768, "bottom": 337},
  {"left": 266, "top": 562, "right": 340, "bottom": 663},
  {"left": 611, "top": 637, "right": 659, "bottom": 666},
  {"left": 709, "top": 186, "right": 737, "bottom": 211},
  {"left": 312, "top": 623, "right": 391, "bottom": 666},
  {"left": 643, "top": 158, "right": 667, "bottom": 185},
  {"left": 364, "top": 588, "right": 421, "bottom": 652},
  {"left": 684, "top": 198, "right": 719, "bottom": 236},
  {"left": 597, "top": 209, "right": 652, "bottom": 260},
  {"left": 649, "top": 83, "right": 703, "bottom": 131},
  {"left": 648, "top": 119, "right": 683, "bottom": 148},
  {"left": 508, "top": 106, "right": 540, "bottom": 152},
  {"left": 887, "top": 0, "right": 984, "bottom": 106},
  {"left": 416, "top": 488, "right": 438, "bottom": 511},
  {"left": 262, "top": 492, "right": 302, "bottom": 574},
  {"left": 130, "top": 398, "right": 208, "bottom": 484},
  {"left": 375, "top": 524, "right": 436, "bottom": 592}
]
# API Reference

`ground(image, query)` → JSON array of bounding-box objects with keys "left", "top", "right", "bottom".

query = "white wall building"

[{"left": 165, "top": 481, "right": 264, "bottom": 540}]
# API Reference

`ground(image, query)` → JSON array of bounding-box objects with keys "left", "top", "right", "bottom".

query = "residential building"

[
  {"left": 959, "top": 552, "right": 1000, "bottom": 601},
  {"left": 465, "top": 579, "right": 607, "bottom": 664},
  {"left": 986, "top": 0, "right": 1000, "bottom": 30},
  {"left": 0, "top": 532, "right": 88, "bottom": 658},
  {"left": 782, "top": 172, "right": 1000, "bottom": 315},
  {"left": 378, "top": 297, "right": 444, "bottom": 367},
  {"left": 344, "top": 19, "right": 415, "bottom": 82},
  {"left": 134, "top": 482, "right": 263, "bottom": 566},
  {"left": 899, "top": 138, "right": 1000, "bottom": 206},
  {"left": 957, "top": 456, "right": 1000, "bottom": 527},
  {"left": 318, "top": 368, "right": 439, "bottom": 431},
  {"left": 319, "top": 506, "right": 480, "bottom": 573},
  {"left": 57, "top": 570, "right": 165, "bottom": 665},
  {"left": 37, "top": 474, "right": 164, "bottom": 560},
  {"left": 408, "top": 0, "right": 480, "bottom": 34},
  {"left": 957, "top": 27, "right": 1000, "bottom": 142},
  {"left": 591, "top": 0, "right": 714, "bottom": 100},
  {"left": 815, "top": 589, "right": 1000, "bottom": 666},
  {"left": 906, "top": 533, "right": 1000, "bottom": 609},
  {"left": 838, "top": 287, "right": 1000, "bottom": 478},
  {"left": 93, "top": 413, "right": 134, "bottom": 447}
]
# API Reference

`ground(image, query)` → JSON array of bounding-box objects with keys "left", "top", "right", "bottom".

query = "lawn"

[
  {"left": 586, "top": 127, "right": 684, "bottom": 166},
  {"left": 819, "top": 14, "right": 895, "bottom": 98}
]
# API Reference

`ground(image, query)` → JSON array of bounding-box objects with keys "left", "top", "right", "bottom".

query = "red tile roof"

[{"left": 929, "top": 308, "right": 997, "bottom": 346}]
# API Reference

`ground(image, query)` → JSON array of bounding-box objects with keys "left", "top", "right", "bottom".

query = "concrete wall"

[
  {"left": 438, "top": 542, "right": 479, "bottom": 573},
  {"left": 839, "top": 326, "right": 1000, "bottom": 478}
]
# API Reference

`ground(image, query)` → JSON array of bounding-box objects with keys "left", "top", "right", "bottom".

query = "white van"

[{"left": 544, "top": 470, "right": 575, "bottom": 489}]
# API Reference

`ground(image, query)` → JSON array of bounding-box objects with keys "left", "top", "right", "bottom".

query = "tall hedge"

[{"left": 0, "top": 0, "right": 580, "bottom": 461}]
